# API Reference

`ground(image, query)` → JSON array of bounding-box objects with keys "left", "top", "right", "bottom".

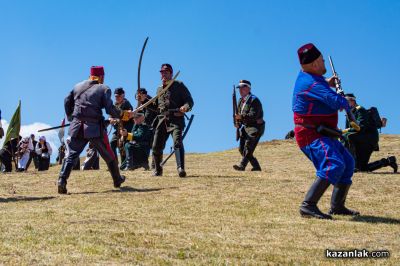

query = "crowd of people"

[{"left": 0, "top": 134, "right": 53, "bottom": 172}]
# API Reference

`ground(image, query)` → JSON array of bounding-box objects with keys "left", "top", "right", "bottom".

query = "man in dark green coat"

[
  {"left": 121, "top": 112, "right": 152, "bottom": 170},
  {"left": 343, "top": 93, "right": 397, "bottom": 172},
  {"left": 233, "top": 80, "right": 265, "bottom": 171},
  {"left": 152, "top": 64, "right": 194, "bottom": 177},
  {"left": 109, "top": 87, "right": 134, "bottom": 164},
  {"left": 136, "top": 88, "right": 158, "bottom": 128}
]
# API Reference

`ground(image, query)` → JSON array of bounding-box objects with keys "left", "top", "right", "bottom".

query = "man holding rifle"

[
  {"left": 292, "top": 43, "right": 359, "bottom": 219},
  {"left": 233, "top": 80, "right": 264, "bottom": 171}
]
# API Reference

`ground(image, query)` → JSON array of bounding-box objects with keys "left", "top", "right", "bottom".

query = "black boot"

[
  {"left": 107, "top": 159, "right": 126, "bottom": 188},
  {"left": 151, "top": 156, "right": 155, "bottom": 170},
  {"left": 329, "top": 183, "right": 360, "bottom": 216},
  {"left": 141, "top": 160, "right": 150, "bottom": 171},
  {"left": 300, "top": 178, "right": 332, "bottom": 219},
  {"left": 152, "top": 154, "right": 163, "bottom": 176},
  {"left": 388, "top": 156, "right": 398, "bottom": 173},
  {"left": 58, "top": 158, "right": 73, "bottom": 194},
  {"left": 249, "top": 157, "right": 261, "bottom": 171},
  {"left": 233, "top": 158, "right": 249, "bottom": 171},
  {"left": 367, "top": 158, "right": 388, "bottom": 172},
  {"left": 175, "top": 147, "right": 186, "bottom": 178},
  {"left": 58, "top": 177, "right": 68, "bottom": 194}
]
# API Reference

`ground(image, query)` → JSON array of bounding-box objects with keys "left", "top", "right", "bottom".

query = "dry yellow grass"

[{"left": 0, "top": 135, "right": 399, "bottom": 265}]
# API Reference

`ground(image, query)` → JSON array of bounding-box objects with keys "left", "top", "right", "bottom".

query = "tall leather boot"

[
  {"left": 58, "top": 159, "right": 73, "bottom": 194},
  {"left": 300, "top": 178, "right": 332, "bottom": 219},
  {"left": 387, "top": 156, "right": 398, "bottom": 173},
  {"left": 367, "top": 157, "right": 397, "bottom": 173},
  {"left": 366, "top": 158, "right": 386, "bottom": 172},
  {"left": 175, "top": 147, "right": 186, "bottom": 178},
  {"left": 106, "top": 159, "right": 126, "bottom": 188},
  {"left": 329, "top": 183, "right": 360, "bottom": 216},
  {"left": 152, "top": 153, "right": 163, "bottom": 176},
  {"left": 233, "top": 157, "right": 249, "bottom": 171},
  {"left": 249, "top": 157, "right": 262, "bottom": 171},
  {"left": 122, "top": 147, "right": 134, "bottom": 171}
]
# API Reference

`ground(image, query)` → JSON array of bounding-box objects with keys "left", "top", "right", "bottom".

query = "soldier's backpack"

[{"left": 367, "top": 107, "right": 383, "bottom": 129}]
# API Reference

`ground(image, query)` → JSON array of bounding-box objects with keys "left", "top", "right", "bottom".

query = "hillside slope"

[{"left": 0, "top": 135, "right": 399, "bottom": 265}]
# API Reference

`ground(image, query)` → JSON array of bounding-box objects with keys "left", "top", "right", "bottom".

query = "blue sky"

[{"left": 1, "top": 0, "right": 399, "bottom": 153}]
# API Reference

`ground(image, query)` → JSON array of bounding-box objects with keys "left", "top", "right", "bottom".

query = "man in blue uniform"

[
  {"left": 59, "top": 66, "right": 130, "bottom": 194},
  {"left": 292, "top": 43, "right": 360, "bottom": 219}
]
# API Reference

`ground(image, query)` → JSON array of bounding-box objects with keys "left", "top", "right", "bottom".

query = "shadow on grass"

[
  {"left": 0, "top": 196, "right": 55, "bottom": 203},
  {"left": 351, "top": 215, "right": 400, "bottom": 224},
  {"left": 115, "top": 186, "right": 166, "bottom": 193},
  {"left": 366, "top": 172, "right": 398, "bottom": 175},
  {"left": 71, "top": 186, "right": 178, "bottom": 195},
  {"left": 189, "top": 174, "right": 246, "bottom": 179}
]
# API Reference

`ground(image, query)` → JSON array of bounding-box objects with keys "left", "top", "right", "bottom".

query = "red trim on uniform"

[
  {"left": 319, "top": 138, "right": 331, "bottom": 180},
  {"left": 102, "top": 132, "right": 115, "bottom": 160},
  {"left": 307, "top": 103, "right": 314, "bottom": 115},
  {"left": 303, "top": 82, "right": 318, "bottom": 97},
  {"left": 296, "top": 82, "right": 318, "bottom": 114}
]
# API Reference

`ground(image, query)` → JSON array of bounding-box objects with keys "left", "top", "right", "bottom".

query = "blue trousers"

[{"left": 301, "top": 137, "right": 354, "bottom": 185}]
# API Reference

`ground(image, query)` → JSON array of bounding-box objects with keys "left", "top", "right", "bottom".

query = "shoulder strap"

[{"left": 74, "top": 82, "right": 96, "bottom": 101}]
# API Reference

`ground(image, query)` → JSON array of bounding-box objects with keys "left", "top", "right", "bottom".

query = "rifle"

[
  {"left": 232, "top": 85, "right": 240, "bottom": 141},
  {"left": 328, "top": 56, "right": 360, "bottom": 132}
]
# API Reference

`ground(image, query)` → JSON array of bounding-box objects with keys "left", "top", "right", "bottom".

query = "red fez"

[
  {"left": 90, "top": 66, "right": 105, "bottom": 76},
  {"left": 297, "top": 43, "right": 321, "bottom": 65}
]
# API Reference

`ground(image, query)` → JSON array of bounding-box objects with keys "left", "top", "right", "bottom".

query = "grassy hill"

[{"left": 0, "top": 135, "right": 399, "bottom": 265}]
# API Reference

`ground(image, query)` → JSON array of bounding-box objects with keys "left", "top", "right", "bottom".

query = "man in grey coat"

[{"left": 59, "top": 66, "right": 131, "bottom": 194}]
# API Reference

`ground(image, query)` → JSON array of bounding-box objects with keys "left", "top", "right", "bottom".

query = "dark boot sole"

[
  {"left": 300, "top": 209, "right": 332, "bottom": 220},
  {"left": 153, "top": 171, "right": 163, "bottom": 177},
  {"left": 233, "top": 165, "right": 245, "bottom": 171},
  {"left": 58, "top": 186, "right": 67, "bottom": 194},
  {"left": 179, "top": 171, "right": 187, "bottom": 178},
  {"left": 114, "top": 176, "right": 126, "bottom": 188}
]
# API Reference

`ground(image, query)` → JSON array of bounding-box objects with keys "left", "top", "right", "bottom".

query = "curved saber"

[{"left": 137, "top": 37, "right": 149, "bottom": 107}]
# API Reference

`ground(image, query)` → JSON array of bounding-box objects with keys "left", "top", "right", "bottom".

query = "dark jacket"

[
  {"left": 238, "top": 93, "right": 265, "bottom": 137},
  {"left": 345, "top": 105, "right": 379, "bottom": 143},
  {"left": 141, "top": 95, "right": 158, "bottom": 127},
  {"left": 127, "top": 123, "right": 152, "bottom": 147},
  {"left": 113, "top": 99, "right": 134, "bottom": 134},
  {"left": 64, "top": 80, "right": 121, "bottom": 138}
]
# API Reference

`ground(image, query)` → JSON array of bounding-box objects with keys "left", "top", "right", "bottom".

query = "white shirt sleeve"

[
  {"left": 47, "top": 142, "right": 53, "bottom": 155},
  {"left": 35, "top": 143, "right": 42, "bottom": 155}
]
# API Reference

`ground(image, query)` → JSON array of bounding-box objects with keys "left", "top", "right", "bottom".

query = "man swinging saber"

[{"left": 57, "top": 66, "right": 132, "bottom": 194}]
